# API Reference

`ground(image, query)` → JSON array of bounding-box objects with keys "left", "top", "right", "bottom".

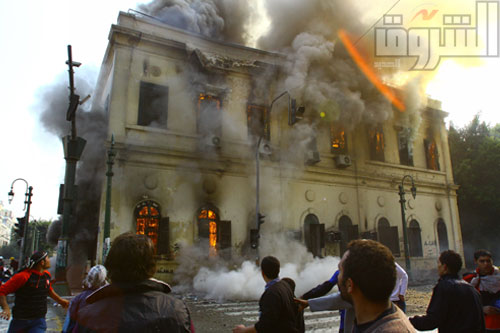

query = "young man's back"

[{"left": 256, "top": 279, "right": 300, "bottom": 333}]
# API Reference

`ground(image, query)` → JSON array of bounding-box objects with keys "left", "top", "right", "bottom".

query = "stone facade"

[{"left": 93, "top": 12, "right": 462, "bottom": 283}]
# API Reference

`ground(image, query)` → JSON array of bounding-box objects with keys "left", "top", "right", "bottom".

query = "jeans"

[{"left": 8, "top": 317, "right": 47, "bottom": 333}]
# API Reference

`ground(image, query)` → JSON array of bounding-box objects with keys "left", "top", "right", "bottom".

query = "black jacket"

[
  {"left": 254, "top": 280, "right": 302, "bottom": 333},
  {"left": 410, "top": 274, "right": 485, "bottom": 333},
  {"left": 75, "top": 279, "right": 192, "bottom": 333}
]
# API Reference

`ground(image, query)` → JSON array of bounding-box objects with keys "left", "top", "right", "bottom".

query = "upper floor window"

[
  {"left": 247, "top": 104, "right": 270, "bottom": 140},
  {"left": 197, "top": 94, "right": 222, "bottom": 137},
  {"left": 398, "top": 128, "right": 414, "bottom": 166},
  {"left": 137, "top": 82, "right": 168, "bottom": 128},
  {"left": 424, "top": 139, "right": 440, "bottom": 171},
  {"left": 331, "top": 124, "right": 347, "bottom": 154},
  {"left": 368, "top": 126, "right": 385, "bottom": 162}
]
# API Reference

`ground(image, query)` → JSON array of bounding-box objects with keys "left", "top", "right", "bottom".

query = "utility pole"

[{"left": 55, "top": 45, "right": 87, "bottom": 293}]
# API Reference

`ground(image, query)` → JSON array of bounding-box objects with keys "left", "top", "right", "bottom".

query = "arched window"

[
  {"left": 339, "top": 215, "right": 358, "bottom": 255},
  {"left": 304, "top": 214, "right": 324, "bottom": 257},
  {"left": 377, "top": 218, "right": 400, "bottom": 257},
  {"left": 408, "top": 219, "right": 423, "bottom": 257},
  {"left": 134, "top": 200, "right": 161, "bottom": 251},
  {"left": 437, "top": 219, "right": 449, "bottom": 252}
]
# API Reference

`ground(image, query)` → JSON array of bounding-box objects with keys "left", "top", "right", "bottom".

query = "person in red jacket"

[
  {"left": 0, "top": 251, "right": 69, "bottom": 332},
  {"left": 464, "top": 249, "right": 500, "bottom": 332}
]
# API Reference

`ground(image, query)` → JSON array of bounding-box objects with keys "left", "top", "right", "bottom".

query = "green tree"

[{"left": 449, "top": 115, "right": 500, "bottom": 267}]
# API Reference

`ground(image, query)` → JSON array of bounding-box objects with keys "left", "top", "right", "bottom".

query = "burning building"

[{"left": 92, "top": 11, "right": 462, "bottom": 282}]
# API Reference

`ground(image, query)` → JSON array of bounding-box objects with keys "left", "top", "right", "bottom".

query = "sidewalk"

[{"left": 0, "top": 299, "right": 70, "bottom": 332}]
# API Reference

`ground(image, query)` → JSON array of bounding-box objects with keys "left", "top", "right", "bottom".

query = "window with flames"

[
  {"left": 424, "top": 139, "right": 440, "bottom": 171},
  {"left": 135, "top": 200, "right": 161, "bottom": 252},
  {"left": 368, "top": 126, "right": 385, "bottom": 162},
  {"left": 198, "top": 208, "right": 218, "bottom": 256},
  {"left": 331, "top": 124, "right": 347, "bottom": 154},
  {"left": 197, "top": 93, "right": 222, "bottom": 137}
]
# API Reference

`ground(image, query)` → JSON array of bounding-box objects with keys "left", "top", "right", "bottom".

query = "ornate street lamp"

[
  {"left": 399, "top": 175, "right": 417, "bottom": 277},
  {"left": 102, "top": 135, "right": 116, "bottom": 263},
  {"left": 7, "top": 178, "right": 33, "bottom": 265}
]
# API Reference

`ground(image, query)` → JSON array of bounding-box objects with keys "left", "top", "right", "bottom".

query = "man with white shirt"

[{"left": 390, "top": 262, "right": 408, "bottom": 312}]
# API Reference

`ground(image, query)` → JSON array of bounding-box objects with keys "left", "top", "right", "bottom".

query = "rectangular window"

[
  {"left": 398, "top": 128, "right": 414, "bottom": 166},
  {"left": 137, "top": 82, "right": 168, "bottom": 127},
  {"left": 368, "top": 126, "right": 385, "bottom": 162},
  {"left": 197, "top": 94, "right": 222, "bottom": 137},
  {"left": 424, "top": 139, "right": 440, "bottom": 171},
  {"left": 331, "top": 124, "right": 348, "bottom": 154},
  {"left": 247, "top": 104, "right": 270, "bottom": 140}
]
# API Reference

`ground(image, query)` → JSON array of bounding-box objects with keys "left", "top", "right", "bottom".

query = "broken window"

[
  {"left": 408, "top": 219, "right": 423, "bottom": 257},
  {"left": 424, "top": 139, "right": 440, "bottom": 171},
  {"left": 331, "top": 124, "right": 347, "bottom": 154},
  {"left": 398, "top": 128, "right": 414, "bottom": 166},
  {"left": 304, "top": 214, "right": 325, "bottom": 257},
  {"left": 135, "top": 200, "right": 161, "bottom": 253},
  {"left": 137, "top": 82, "right": 168, "bottom": 127},
  {"left": 338, "top": 215, "right": 359, "bottom": 255},
  {"left": 247, "top": 104, "right": 270, "bottom": 140},
  {"left": 377, "top": 218, "right": 401, "bottom": 257},
  {"left": 368, "top": 126, "right": 385, "bottom": 162},
  {"left": 437, "top": 218, "right": 449, "bottom": 252},
  {"left": 197, "top": 94, "right": 222, "bottom": 138}
]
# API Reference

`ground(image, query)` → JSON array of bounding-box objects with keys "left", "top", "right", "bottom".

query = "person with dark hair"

[
  {"left": 281, "top": 277, "right": 305, "bottom": 333},
  {"left": 410, "top": 250, "right": 485, "bottom": 332},
  {"left": 338, "top": 239, "right": 414, "bottom": 332},
  {"left": 233, "top": 256, "right": 301, "bottom": 333},
  {"left": 74, "top": 232, "right": 193, "bottom": 332},
  {"left": 0, "top": 251, "right": 69, "bottom": 332},
  {"left": 464, "top": 249, "right": 500, "bottom": 331}
]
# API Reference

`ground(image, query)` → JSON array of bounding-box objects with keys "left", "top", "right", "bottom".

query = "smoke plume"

[
  {"left": 138, "top": 0, "right": 254, "bottom": 44},
  {"left": 36, "top": 68, "right": 107, "bottom": 287},
  {"left": 174, "top": 232, "right": 338, "bottom": 301}
]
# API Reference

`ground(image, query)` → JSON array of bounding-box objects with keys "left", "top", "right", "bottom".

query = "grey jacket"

[
  {"left": 360, "top": 304, "right": 415, "bottom": 333},
  {"left": 308, "top": 292, "right": 354, "bottom": 333}
]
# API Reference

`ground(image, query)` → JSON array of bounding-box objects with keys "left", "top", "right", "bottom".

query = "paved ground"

[
  {"left": 0, "top": 296, "right": 70, "bottom": 332},
  {"left": 0, "top": 288, "right": 437, "bottom": 332}
]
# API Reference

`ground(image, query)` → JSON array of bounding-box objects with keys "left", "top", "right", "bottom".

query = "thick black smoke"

[
  {"left": 37, "top": 69, "right": 107, "bottom": 285},
  {"left": 138, "top": 0, "right": 252, "bottom": 44}
]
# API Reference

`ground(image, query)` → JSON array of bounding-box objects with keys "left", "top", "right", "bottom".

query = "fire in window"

[
  {"left": 368, "top": 126, "right": 385, "bottom": 162},
  {"left": 424, "top": 139, "right": 440, "bottom": 171},
  {"left": 137, "top": 82, "right": 168, "bottom": 127},
  {"left": 197, "top": 94, "right": 222, "bottom": 137},
  {"left": 198, "top": 208, "right": 218, "bottom": 256},
  {"left": 398, "top": 128, "right": 414, "bottom": 166},
  {"left": 331, "top": 124, "right": 347, "bottom": 154},
  {"left": 135, "top": 200, "right": 161, "bottom": 252},
  {"left": 247, "top": 104, "right": 270, "bottom": 140}
]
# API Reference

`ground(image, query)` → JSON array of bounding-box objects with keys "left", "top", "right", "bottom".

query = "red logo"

[{"left": 411, "top": 9, "right": 439, "bottom": 21}]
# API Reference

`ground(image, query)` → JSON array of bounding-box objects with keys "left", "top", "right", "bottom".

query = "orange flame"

[{"left": 337, "top": 29, "right": 405, "bottom": 112}]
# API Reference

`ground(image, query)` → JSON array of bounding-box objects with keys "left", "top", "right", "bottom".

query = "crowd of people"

[{"left": 0, "top": 233, "right": 497, "bottom": 332}]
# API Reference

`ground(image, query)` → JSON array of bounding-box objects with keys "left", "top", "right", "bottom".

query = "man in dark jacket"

[
  {"left": 410, "top": 250, "right": 485, "bottom": 333},
  {"left": 233, "top": 256, "right": 302, "bottom": 333},
  {"left": 74, "top": 232, "right": 193, "bottom": 332}
]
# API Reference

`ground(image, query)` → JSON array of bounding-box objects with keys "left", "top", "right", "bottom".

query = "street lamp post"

[
  {"left": 398, "top": 175, "right": 417, "bottom": 278},
  {"left": 102, "top": 135, "right": 116, "bottom": 263},
  {"left": 253, "top": 91, "right": 304, "bottom": 259},
  {"left": 7, "top": 178, "right": 33, "bottom": 265}
]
